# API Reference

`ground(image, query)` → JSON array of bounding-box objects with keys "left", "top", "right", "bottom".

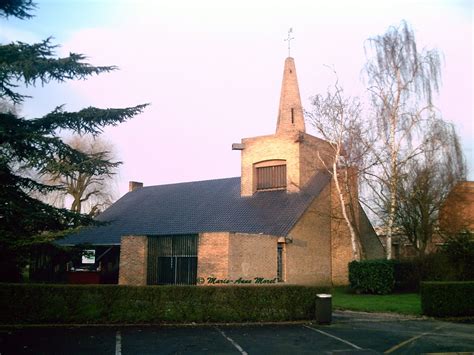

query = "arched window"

[{"left": 254, "top": 160, "right": 287, "bottom": 191}]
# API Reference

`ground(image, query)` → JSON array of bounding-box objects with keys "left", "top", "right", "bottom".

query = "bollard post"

[{"left": 315, "top": 293, "right": 332, "bottom": 324}]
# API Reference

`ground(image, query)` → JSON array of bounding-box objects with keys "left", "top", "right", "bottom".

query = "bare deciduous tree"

[
  {"left": 43, "top": 135, "right": 120, "bottom": 216},
  {"left": 395, "top": 119, "right": 466, "bottom": 256},
  {"left": 364, "top": 20, "right": 441, "bottom": 259},
  {"left": 307, "top": 78, "right": 373, "bottom": 260},
  {"left": 0, "top": 100, "right": 17, "bottom": 114}
]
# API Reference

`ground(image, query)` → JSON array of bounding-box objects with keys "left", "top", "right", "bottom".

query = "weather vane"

[{"left": 284, "top": 28, "right": 294, "bottom": 57}]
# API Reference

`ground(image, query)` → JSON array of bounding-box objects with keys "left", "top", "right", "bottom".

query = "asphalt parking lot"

[{"left": 0, "top": 311, "right": 473, "bottom": 354}]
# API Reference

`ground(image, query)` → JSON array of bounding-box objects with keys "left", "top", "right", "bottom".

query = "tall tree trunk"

[
  {"left": 386, "top": 72, "right": 402, "bottom": 260},
  {"left": 344, "top": 169, "right": 366, "bottom": 259},
  {"left": 333, "top": 161, "right": 360, "bottom": 260},
  {"left": 386, "top": 123, "right": 396, "bottom": 259}
]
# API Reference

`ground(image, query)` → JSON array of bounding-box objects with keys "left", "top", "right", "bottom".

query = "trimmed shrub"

[
  {"left": 392, "top": 252, "right": 472, "bottom": 293},
  {"left": 421, "top": 281, "right": 474, "bottom": 317},
  {"left": 351, "top": 238, "right": 474, "bottom": 295},
  {"left": 442, "top": 233, "right": 474, "bottom": 281},
  {"left": 349, "top": 259, "right": 395, "bottom": 294},
  {"left": 393, "top": 260, "right": 420, "bottom": 292},
  {"left": 418, "top": 253, "right": 458, "bottom": 282},
  {"left": 0, "top": 284, "right": 329, "bottom": 324}
]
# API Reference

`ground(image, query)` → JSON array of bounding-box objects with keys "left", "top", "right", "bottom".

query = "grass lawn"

[{"left": 331, "top": 287, "right": 422, "bottom": 316}]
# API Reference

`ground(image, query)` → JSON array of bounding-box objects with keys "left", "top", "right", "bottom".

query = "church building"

[{"left": 59, "top": 57, "right": 384, "bottom": 286}]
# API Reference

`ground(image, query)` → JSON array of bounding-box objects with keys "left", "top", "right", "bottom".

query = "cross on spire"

[{"left": 284, "top": 28, "right": 294, "bottom": 57}]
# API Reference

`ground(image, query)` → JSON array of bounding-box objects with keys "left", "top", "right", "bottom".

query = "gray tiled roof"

[{"left": 57, "top": 172, "right": 331, "bottom": 246}]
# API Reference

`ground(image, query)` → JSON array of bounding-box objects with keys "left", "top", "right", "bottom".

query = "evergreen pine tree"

[{"left": 0, "top": 1, "right": 147, "bottom": 280}]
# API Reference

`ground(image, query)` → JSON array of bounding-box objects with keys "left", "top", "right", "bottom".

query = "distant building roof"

[{"left": 57, "top": 172, "right": 331, "bottom": 246}]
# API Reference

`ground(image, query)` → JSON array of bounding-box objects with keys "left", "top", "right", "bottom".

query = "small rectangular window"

[
  {"left": 81, "top": 249, "right": 95, "bottom": 264},
  {"left": 277, "top": 244, "right": 284, "bottom": 282},
  {"left": 291, "top": 108, "right": 294, "bottom": 124},
  {"left": 256, "top": 165, "right": 286, "bottom": 190}
]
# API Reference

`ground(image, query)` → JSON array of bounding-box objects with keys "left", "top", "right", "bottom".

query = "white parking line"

[
  {"left": 303, "top": 325, "right": 363, "bottom": 350},
  {"left": 115, "top": 330, "right": 122, "bottom": 355},
  {"left": 216, "top": 327, "right": 248, "bottom": 355}
]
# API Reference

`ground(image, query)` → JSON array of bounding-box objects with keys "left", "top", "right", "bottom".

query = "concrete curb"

[
  {"left": 0, "top": 320, "right": 315, "bottom": 329},
  {"left": 334, "top": 309, "right": 427, "bottom": 321},
  {"left": 2, "top": 310, "right": 470, "bottom": 328}
]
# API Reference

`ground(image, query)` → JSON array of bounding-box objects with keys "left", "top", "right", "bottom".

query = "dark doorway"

[{"left": 147, "top": 235, "right": 198, "bottom": 285}]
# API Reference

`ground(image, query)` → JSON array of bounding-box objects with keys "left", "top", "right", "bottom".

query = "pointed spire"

[{"left": 276, "top": 57, "right": 305, "bottom": 135}]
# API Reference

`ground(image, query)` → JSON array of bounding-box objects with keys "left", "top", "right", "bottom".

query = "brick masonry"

[
  {"left": 118, "top": 235, "right": 148, "bottom": 286},
  {"left": 228, "top": 233, "right": 277, "bottom": 281},
  {"left": 241, "top": 133, "right": 300, "bottom": 196},
  {"left": 239, "top": 129, "right": 366, "bottom": 285},
  {"left": 240, "top": 132, "right": 335, "bottom": 197},
  {"left": 276, "top": 57, "right": 306, "bottom": 135},
  {"left": 286, "top": 183, "right": 333, "bottom": 285},
  {"left": 197, "top": 232, "right": 230, "bottom": 281},
  {"left": 197, "top": 232, "right": 277, "bottom": 285},
  {"left": 299, "top": 133, "right": 335, "bottom": 188},
  {"left": 439, "top": 181, "right": 474, "bottom": 233}
]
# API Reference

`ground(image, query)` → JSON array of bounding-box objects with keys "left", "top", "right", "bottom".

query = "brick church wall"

[
  {"left": 240, "top": 131, "right": 335, "bottom": 197},
  {"left": 299, "top": 133, "right": 335, "bottom": 188},
  {"left": 240, "top": 134, "right": 300, "bottom": 196},
  {"left": 197, "top": 232, "right": 230, "bottom": 281},
  {"left": 118, "top": 235, "right": 148, "bottom": 286},
  {"left": 197, "top": 232, "right": 278, "bottom": 284},
  {"left": 228, "top": 233, "right": 277, "bottom": 281},
  {"left": 286, "top": 183, "right": 332, "bottom": 285},
  {"left": 330, "top": 172, "right": 360, "bottom": 285}
]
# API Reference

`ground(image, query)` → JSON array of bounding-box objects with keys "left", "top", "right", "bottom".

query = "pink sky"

[{"left": 3, "top": 0, "right": 473, "bottom": 198}]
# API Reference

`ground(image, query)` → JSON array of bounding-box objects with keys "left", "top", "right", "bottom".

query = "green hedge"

[
  {"left": 0, "top": 284, "right": 329, "bottom": 324},
  {"left": 421, "top": 281, "right": 474, "bottom": 317},
  {"left": 393, "top": 260, "right": 421, "bottom": 291},
  {"left": 348, "top": 260, "right": 395, "bottom": 294}
]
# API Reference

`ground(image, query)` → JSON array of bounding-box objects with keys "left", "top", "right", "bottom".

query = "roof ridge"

[{"left": 135, "top": 176, "right": 240, "bottom": 190}]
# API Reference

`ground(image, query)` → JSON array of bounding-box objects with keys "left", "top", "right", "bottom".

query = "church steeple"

[
  {"left": 239, "top": 55, "right": 328, "bottom": 197},
  {"left": 276, "top": 57, "right": 305, "bottom": 135}
]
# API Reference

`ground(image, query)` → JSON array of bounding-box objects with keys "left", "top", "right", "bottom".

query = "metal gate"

[{"left": 147, "top": 235, "right": 198, "bottom": 285}]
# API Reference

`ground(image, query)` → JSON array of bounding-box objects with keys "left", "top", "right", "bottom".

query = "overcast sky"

[{"left": 2, "top": 0, "right": 473, "bottom": 197}]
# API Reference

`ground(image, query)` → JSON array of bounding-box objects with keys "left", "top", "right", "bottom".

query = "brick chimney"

[{"left": 129, "top": 181, "right": 143, "bottom": 192}]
